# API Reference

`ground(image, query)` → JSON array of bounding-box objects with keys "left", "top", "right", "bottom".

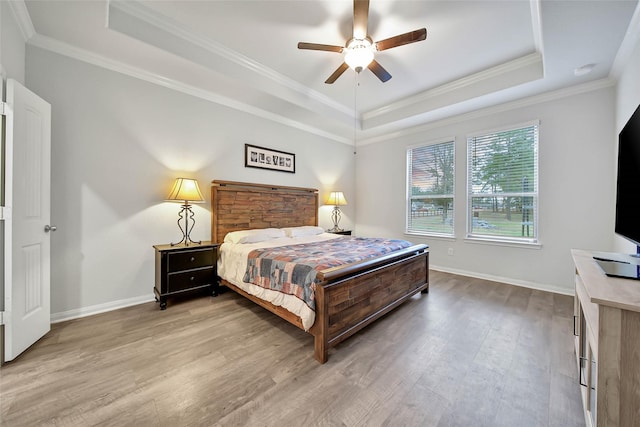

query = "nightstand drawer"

[
  {"left": 167, "top": 267, "right": 214, "bottom": 293},
  {"left": 154, "top": 241, "right": 219, "bottom": 309},
  {"left": 167, "top": 248, "right": 214, "bottom": 272}
]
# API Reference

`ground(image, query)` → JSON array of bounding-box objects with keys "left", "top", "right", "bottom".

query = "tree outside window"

[
  {"left": 467, "top": 123, "right": 539, "bottom": 242},
  {"left": 407, "top": 140, "right": 455, "bottom": 236}
]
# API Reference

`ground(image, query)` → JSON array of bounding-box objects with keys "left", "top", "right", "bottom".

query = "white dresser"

[{"left": 571, "top": 249, "right": 640, "bottom": 427}]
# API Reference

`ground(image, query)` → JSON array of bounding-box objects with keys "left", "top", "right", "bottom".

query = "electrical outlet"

[{"left": 448, "top": 248, "right": 454, "bottom": 256}]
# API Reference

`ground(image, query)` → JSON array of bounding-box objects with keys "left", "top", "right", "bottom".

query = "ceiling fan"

[{"left": 297, "top": 0, "right": 427, "bottom": 84}]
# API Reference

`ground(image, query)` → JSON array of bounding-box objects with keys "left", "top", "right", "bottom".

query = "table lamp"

[
  {"left": 166, "top": 177, "right": 205, "bottom": 246},
  {"left": 326, "top": 191, "right": 347, "bottom": 232}
]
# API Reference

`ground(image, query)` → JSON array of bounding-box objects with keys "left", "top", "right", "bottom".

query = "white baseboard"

[
  {"left": 48, "top": 266, "right": 572, "bottom": 323},
  {"left": 429, "top": 264, "right": 574, "bottom": 296},
  {"left": 50, "top": 294, "right": 156, "bottom": 323}
]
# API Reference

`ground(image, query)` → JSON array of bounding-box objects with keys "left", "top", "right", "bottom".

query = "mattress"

[{"left": 217, "top": 232, "right": 341, "bottom": 330}]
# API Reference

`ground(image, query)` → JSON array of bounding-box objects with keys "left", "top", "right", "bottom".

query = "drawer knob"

[
  {"left": 190, "top": 257, "right": 195, "bottom": 262},
  {"left": 190, "top": 276, "right": 195, "bottom": 281}
]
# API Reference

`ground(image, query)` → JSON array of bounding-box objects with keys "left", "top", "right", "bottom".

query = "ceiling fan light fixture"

[
  {"left": 344, "top": 39, "right": 374, "bottom": 72},
  {"left": 297, "top": 1, "right": 427, "bottom": 83}
]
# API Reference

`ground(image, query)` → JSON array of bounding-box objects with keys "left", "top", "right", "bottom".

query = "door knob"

[{"left": 44, "top": 225, "right": 57, "bottom": 232}]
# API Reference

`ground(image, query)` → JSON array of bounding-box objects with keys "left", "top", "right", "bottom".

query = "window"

[
  {"left": 406, "top": 139, "right": 455, "bottom": 236},
  {"left": 467, "top": 122, "right": 538, "bottom": 243}
]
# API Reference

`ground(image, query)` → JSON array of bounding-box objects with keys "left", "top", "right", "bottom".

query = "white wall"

[
  {"left": 614, "top": 32, "right": 640, "bottom": 254},
  {"left": 0, "top": 2, "right": 26, "bottom": 84},
  {"left": 25, "top": 46, "right": 355, "bottom": 318},
  {"left": 356, "top": 85, "right": 616, "bottom": 294},
  {"left": 1, "top": 2, "right": 27, "bottom": 353}
]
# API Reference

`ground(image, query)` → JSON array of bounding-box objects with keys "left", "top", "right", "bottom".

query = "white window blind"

[
  {"left": 467, "top": 123, "right": 538, "bottom": 242},
  {"left": 406, "top": 140, "right": 455, "bottom": 236}
]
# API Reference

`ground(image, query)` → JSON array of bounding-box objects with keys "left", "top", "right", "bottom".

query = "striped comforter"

[{"left": 242, "top": 237, "right": 412, "bottom": 310}]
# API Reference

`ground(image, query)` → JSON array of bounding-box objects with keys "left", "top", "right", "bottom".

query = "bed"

[{"left": 211, "top": 180, "right": 429, "bottom": 363}]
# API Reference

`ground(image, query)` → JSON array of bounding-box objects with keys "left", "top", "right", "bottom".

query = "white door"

[{"left": 3, "top": 79, "right": 52, "bottom": 362}]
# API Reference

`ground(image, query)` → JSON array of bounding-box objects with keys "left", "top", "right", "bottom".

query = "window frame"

[
  {"left": 406, "top": 137, "right": 456, "bottom": 238},
  {"left": 465, "top": 120, "right": 540, "bottom": 245}
]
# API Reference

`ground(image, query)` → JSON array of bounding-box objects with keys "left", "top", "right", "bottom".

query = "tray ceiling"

[{"left": 18, "top": 0, "right": 640, "bottom": 145}]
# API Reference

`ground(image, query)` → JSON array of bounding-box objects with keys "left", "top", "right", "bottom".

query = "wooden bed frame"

[{"left": 211, "top": 180, "right": 429, "bottom": 363}]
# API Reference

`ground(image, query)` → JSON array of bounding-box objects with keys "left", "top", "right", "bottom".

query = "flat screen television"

[
  {"left": 615, "top": 103, "right": 640, "bottom": 251},
  {"left": 599, "top": 103, "right": 640, "bottom": 280}
]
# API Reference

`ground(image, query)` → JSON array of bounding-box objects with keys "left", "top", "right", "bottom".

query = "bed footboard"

[{"left": 311, "top": 247, "right": 429, "bottom": 363}]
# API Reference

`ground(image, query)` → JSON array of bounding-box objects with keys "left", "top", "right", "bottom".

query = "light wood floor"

[{"left": 0, "top": 271, "right": 585, "bottom": 427}]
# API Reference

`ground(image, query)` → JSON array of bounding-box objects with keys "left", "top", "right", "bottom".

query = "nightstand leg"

[
  {"left": 211, "top": 282, "right": 219, "bottom": 297},
  {"left": 159, "top": 297, "right": 167, "bottom": 310}
]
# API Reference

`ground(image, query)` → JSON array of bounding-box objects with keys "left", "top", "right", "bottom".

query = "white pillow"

[
  {"left": 282, "top": 226, "right": 324, "bottom": 238},
  {"left": 224, "top": 228, "right": 286, "bottom": 244}
]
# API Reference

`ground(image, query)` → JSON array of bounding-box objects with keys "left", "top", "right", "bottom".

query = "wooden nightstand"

[
  {"left": 153, "top": 241, "right": 218, "bottom": 310},
  {"left": 328, "top": 230, "right": 352, "bottom": 236}
]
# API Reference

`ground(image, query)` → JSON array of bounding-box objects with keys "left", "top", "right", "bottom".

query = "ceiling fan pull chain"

[{"left": 354, "top": 72, "right": 359, "bottom": 156}]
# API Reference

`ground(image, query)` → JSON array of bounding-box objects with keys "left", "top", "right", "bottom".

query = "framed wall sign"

[{"left": 245, "top": 144, "right": 295, "bottom": 173}]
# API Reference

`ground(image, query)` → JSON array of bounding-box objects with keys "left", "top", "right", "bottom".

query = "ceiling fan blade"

[
  {"left": 368, "top": 60, "right": 391, "bottom": 82},
  {"left": 353, "top": 0, "right": 370, "bottom": 39},
  {"left": 298, "top": 42, "right": 344, "bottom": 53},
  {"left": 325, "top": 63, "right": 349, "bottom": 84},
  {"left": 375, "top": 28, "right": 427, "bottom": 52}
]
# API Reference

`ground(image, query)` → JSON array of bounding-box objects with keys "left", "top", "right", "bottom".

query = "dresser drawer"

[
  {"left": 167, "top": 267, "right": 214, "bottom": 293},
  {"left": 167, "top": 248, "right": 214, "bottom": 272}
]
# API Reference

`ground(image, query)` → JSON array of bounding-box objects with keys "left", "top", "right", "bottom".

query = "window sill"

[
  {"left": 405, "top": 231, "right": 456, "bottom": 241},
  {"left": 464, "top": 235, "right": 542, "bottom": 249}
]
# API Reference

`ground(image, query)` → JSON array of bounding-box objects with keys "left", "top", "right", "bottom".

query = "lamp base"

[
  {"left": 329, "top": 206, "right": 343, "bottom": 233},
  {"left": 170, "top": 237, "right": 202, "bottom": 247},
  {"left": 171, "top": 203, "right": 201, "bottom": 246},
  {"left": 327, "top": 226, "right": 344, "bottom": 233}
]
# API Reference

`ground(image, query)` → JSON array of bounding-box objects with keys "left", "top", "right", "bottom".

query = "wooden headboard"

[{"left": 211, "top": 180, "right": 319, "bottom": 244}]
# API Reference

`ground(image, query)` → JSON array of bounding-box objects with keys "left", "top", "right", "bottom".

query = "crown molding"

[
  {"left": 7, "top": 0, "right": 35, "bottom": 42},
  {"left": 362, "top": 52, "right": 542, "bottom": 127},
  {"left": 27, "top": 33, "right": 351, "bottom": 145},
  {"left": 358, "top": 77, "right": 616, "bottom": 147},
  {"left": 529, "top": 0, "right": 545, "bottom": 57},
  {"left": 107, "top": 0, "right": 352, "bottom": 118},
  {"left": 25, "top": 31, "right": 614, "bottom": 149}
]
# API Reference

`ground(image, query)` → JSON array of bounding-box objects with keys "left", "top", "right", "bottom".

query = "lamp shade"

[
  {"left": 166, "top": 178, "right": 205, "bottom": 203},
  {"left": 326, "top": 191, "right": 347, "bottom": 206}
]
